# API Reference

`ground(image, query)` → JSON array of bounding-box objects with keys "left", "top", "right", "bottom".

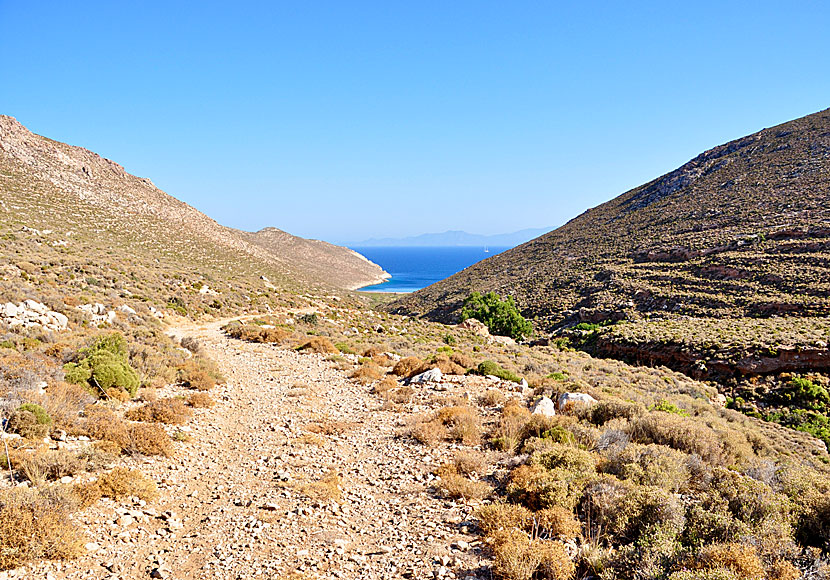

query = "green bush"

[
  {"left": 63, "top": 333, "right": 140, "bottom": 398},
  {"left": 16, "top": 403, "right": 51, "bottom": 426},
  {"left": 650, "top": 400, "right": 690, "bottom": 416},
  {"left": 474, "top": 360, "right": 522, "bottom": 383},
  {"left": 460, "top": 291, "right": 533, "bottom": 340}
]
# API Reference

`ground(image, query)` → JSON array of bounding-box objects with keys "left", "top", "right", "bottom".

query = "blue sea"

[{"left": 351, "top": 246, "right": 508, "bottom": 293}]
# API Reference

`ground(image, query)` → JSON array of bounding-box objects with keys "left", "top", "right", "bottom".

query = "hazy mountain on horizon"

[{"left": 352, "top": 227, "right": 554, "bottom": 248}]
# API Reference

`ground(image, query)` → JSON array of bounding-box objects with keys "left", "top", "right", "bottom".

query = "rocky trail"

[{"left": 24, "top": 319, "right": 483, "bottom": 580}]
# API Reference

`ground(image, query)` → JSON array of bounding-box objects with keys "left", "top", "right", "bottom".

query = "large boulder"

[
  {"left": 24, "top": 299, "right": 48, "bottom": 314},
  {"left": 531, "top": 396, "right": 556, "bottom": 417},
  {"left": 558, "top": 392, "right": 598, "bottom": 409},
  {"left": 409, "top": 367, "right": 443, "bottom": 384},
  {"left": 458, "top": 318, "right": 490, "bottom": 336}
]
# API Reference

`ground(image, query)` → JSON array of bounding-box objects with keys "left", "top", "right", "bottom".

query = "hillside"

[
  {"left": 0, "top": 115, "right": 387, "bottom": 314},
  {"left": 388, "top": 108, "right": 830, "bottom": 329}
]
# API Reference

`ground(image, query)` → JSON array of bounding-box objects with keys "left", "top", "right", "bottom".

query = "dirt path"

[{"left": 27, "top": 319, "right": 482, "bottom": 580}]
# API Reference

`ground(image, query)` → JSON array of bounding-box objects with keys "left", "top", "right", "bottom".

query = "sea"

[{"left": 351, "top": 246, "right": 508, "bottom": 293}]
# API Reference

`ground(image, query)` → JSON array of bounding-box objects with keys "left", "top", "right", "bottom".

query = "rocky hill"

[
  {"left": 388, "top": 107, "right": 830, "bottom": 330},
  {"left": 0, "top": 115, "right": 387, "bottom": 312}
]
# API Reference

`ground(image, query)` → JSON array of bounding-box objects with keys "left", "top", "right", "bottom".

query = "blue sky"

[{"left": 1, "top": 1, "right": 828, "bottom": 243}]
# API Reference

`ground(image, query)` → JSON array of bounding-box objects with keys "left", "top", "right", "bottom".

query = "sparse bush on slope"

[{"left": 460, "top": 291, "right": 533, "bottom": 340}]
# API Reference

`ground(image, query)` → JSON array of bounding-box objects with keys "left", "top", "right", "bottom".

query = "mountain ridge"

[
  {"left": 352, "top": 227, "right": 553, "bottom": 247},
  {"left": 0, "top": 115, "right": 388, "bottom": 296}
]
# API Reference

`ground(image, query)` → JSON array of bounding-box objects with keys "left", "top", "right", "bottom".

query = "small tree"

[{"left": 460, "top": 291, "right": 533, "bottom": 340}]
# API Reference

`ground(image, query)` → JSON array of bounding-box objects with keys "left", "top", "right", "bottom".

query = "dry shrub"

[
  {"left": 392, "top": 357, "right": 428, "bottom": 377},
  {"left": 180, "top": 336, "right": 201, "bottom": 354},
  {"left": 138, "top": 387, "right": 158, "bottom": 402},
  {"left": 363, "top": 347, "right": 394, "bottom": 367},
  {"left": 492, "top": 401, "right": 531, "bottom": 452},
  {"left": 0, "top": 487, "right": 84, "bottom": 570},
  {"left": 82, "top": 405, "right": 129, "bottom": 450},
  {"left": 430, "top": 354, "right": 466, "bottom": 375},
  {"left": 410, "top": 418, "right": 447, "bottom": 446},
  {"left": 453, "top": 450, "right": 487, "bottom": 476},
  {"left": 297, "top": 337, "right": 339, "bottom": 354},
  {"left": 177, "top": 360, "right": 216, "bottom": 391},
  {"left": 667, "top": 570, "right": 739, "bottom": 580},
  {"left": 690, "top": 543, "right": 765, "bottom": 580},
  {"left": 535, "top": 505, "right": 582, "bottom": 539},
  {"left": 601, "top": 443, "right": 691, "bottom": 493},
  {"left": 300, "top": 470, "right": 342, "bottom": 500},
  {"left": 106, "top": 387, "right": 130, "bottom": 402},
  {"left": 373, "top": 376, "right": 398, "bottom": 395},
  {"left": 125, "top": 398, "right": 192, "bottom": 424},
  {"left": 628, "top": 412, "right": 729, "bottom": 465},
  {"left": 7, "top": 408, "right": 50, "bottom": 439},
  {"left": 450, "top": 351, "right": 476, "bottom": 369},
  {"left": 579, "top": 400, "right": 646, "bottom": 426},
  {"left": 477, "top": 503, "right": 533, "bottom": 535},
  {"left": 508, "top": 463, "right": 593, "bottom": 511},
  {"left": 489, "top": 530, "right": 574, "bottom": 580},
  {"left": 768, "top": 560, "right": 801, "bottom": 580},
  {"left": 298, "top": 433, "right": 326, "bottom": 446},
  {"left": 351, "top": 363, "right": 382, "bottom": 385},
  {"left": 18, "top": 449, "right": 86, "bottom": 485},
  {"left": 39, "top": 381, "right": 93, "bottom": 429},
  {"left": 228, "top": 324, "right": 289, "bottom": 344},
  {"left": 435, "top": 463, "right": 492, "bottom": 500},
  {"left": 188, "top": 392, "right": 215, "bottom": 408},
  {"left": 436, "top": 405, "right": 481, "bottom": 445},
  {"left": 478, "top": 389, "right": 507, "bottom": 407},
  {"left": 74, "top": 467, "right": 158, "bottom": 508},
  {"left": 125, "top": 423, "right": 172, "bottom": 456}
]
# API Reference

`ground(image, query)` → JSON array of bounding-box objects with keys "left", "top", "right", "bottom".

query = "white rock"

[
  {"left": 409, "top": 368, "right": 443, "bottom": 384},
  {"left": 558, "top": 392, "right": 598, "bottom": 409},
  {"left": 48, "top": 311, "right": 68, "bottom": 327},
  {"left": 24, "top": 299, "right": 48, "bottom": 314},
  {"left": 457, "top": 318, "right": 489, "bottom": 336},
  {"left": 118, "top": 304, "right": 137, "bottom": 315},
  {"left": 530, "top": 397, "right": 556, "bottom": 417},
  {"left": 2, "top": 302, "right": 17, "bottom": 317}
]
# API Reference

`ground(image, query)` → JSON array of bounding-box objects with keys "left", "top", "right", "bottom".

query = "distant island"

[{"left": 352, "top": 227, "right": 553, "bottom": 247}]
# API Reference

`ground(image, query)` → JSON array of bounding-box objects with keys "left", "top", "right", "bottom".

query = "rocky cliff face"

[{"left": 0, "top": 115, "right": 386, "bottom": 291}]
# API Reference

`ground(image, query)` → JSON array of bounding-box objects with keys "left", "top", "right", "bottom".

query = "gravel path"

[{"left": 23, "top": 320, "right": 483, "bottom": 580}]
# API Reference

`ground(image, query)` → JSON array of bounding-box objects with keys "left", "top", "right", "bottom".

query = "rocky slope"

[
  {"left": 388, "top": 107, "right": 830, "bottom": 330},
  {"left": 0, "top": 115, "right": 387, "bottom": 295}
]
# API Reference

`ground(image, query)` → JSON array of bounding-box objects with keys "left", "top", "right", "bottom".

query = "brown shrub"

[
  {"left": 628, "top": 412, "right": 728, "bottom": 465},
  {"left": 363, "top": 347, "right": 394, "bottom": 367},
  {"left": 0, "top": 487, "right": 84, "bottom": 570},
  {"left": 430, "top": 354, "right": 466, "bottom": 375},
  {"left": 535, "top": 505, "right": 582, "bottom": 539},
  {"left": 478, "top": 389, "right": 507, "bottom": 407},
  {"left": 228, "top": 324, "right": 289, "bottom": 344},
  {"left": 536, "top": 539, "right": 576, "bottom": 580},
  {"left": 19, "top": 449, "right": 86, "bottom": 485},
  {"left": 187, "top": 392, "right": 215, "bottom": 408},
  {"left": 124, "top": 423, "right": 172, "bottom": 456},
  {"left": 491, "top": 402, "right": 531, "bottom": 452},
  {"left": 453, "top": 450, "right": 487, "bottom": 476},
  {"left": 7, "top": 409, "right": 50, "bottom": 439},
  {"left": 769, "top": 560, "right": 801, "bottom": 580},
  {"left": 351, "top": 363, "right": 382, "bottom": 385},
  {"left": 178, "top": 360, "right": 216, "bottom": 391},
  {"left": 450, "top": 351, "right": 476, "bottom": 369},
  {"left": 434, "top": 466, "right": 492, "bottom": 501},
  {"left": 297, "top": 337, "right": 339, "bottom": 354},
  {"left": 372, "top": 376, "right": 398, "bottom": 395},
  {"left": 125, "top": 398, "right": 192, "bottom": 425},
  {"left": 436, "top": 406, "right": 481, "bottom": 445},
  {"left": 410, "top": 418, "right": 447, "bottom": 446},
  {"left": 96, "top": 467, "right": 159, "bottom": 502},
  {"left": 82, "top": 405, "right": 129, "bottom": 451},
  {"left": 477, "top": 503, "right": 533, "bottom": 535},
  {"left": 106, "top": 387, "right": 131, "bottom": 402},
  {"left": 392, "top": 357, "right": 428, "bottom": 377},
  {"left": 691, "top": 543, "right": 765, "bottom": 580},
  {"left": 39, "top": 382, "right": 93, "bottom": 429},
  {"left": 489, "top": 529, "right": 543, "bottom": 580}
]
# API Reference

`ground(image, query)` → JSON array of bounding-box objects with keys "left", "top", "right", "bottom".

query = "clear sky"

[{"left": 1, "top": 1, "right": 828, "bottom": 243}]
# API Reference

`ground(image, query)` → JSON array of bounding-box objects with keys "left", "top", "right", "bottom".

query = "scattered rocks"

[
  {"left": 530, "top": 397, "right": 556, "bottom": 417},
  {"left": 409, "top": 368, "right": 443, "bottom": 384},
  {"left": 558, "top": 392, "right": 598, "bottom": 409},
  {"left": 0, "top": 299, "right": 69, "bottom": 331}
]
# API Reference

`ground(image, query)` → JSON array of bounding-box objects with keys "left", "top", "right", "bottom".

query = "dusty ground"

[{"left": 19, "top": 319, "right": 487, "bottom": 580}]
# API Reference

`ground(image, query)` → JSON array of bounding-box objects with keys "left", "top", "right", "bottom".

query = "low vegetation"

[{"left": 460, "top": 291, "right": 533, "bottom": 340}]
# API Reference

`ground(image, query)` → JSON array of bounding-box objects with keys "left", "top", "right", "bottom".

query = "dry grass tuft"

[
  {"left": 300, "top": 470, "right": 342, "bottom": 500},
  {"left": 351, "top": 363, "right": 382, "bottom": 384},
  {"left": 435, "top": 463, "right": 492, "bottom": 501},
  {"left": 0, "top": 487, "right": 84, "bottom": 570},
  {"left": 391, "top": 357, "right": 428, "bottom": 377},
  {"left": 187, "top": 392, "right": 215, "bottom": 408},
  {"left": 126, "top": 398, "right": 193, "bottom": 424},
  {"left": 297, "top": 337, "right": 339, "bottom": 354}
]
